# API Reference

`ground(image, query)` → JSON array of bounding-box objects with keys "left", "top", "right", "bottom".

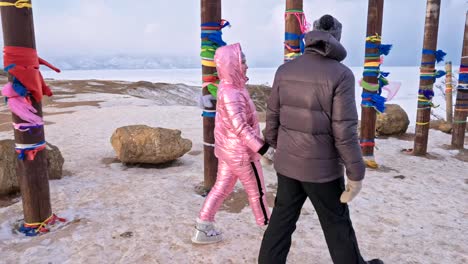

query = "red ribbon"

[
  {"left": 15, "top": 144, "right": 46, "bottom": 161},
  {"left": 4, "top": 46, "right": 60, "bottom": 102}
]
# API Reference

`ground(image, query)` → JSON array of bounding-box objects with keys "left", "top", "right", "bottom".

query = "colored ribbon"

[
  {"left": 284, "top": 10, "right": 309, "bottom": 60},
  {"left": 422, "top": 49, "right": 447, "bottom": 63},
  {"left": 13, "top": 122, "right": 43, "bottom": 132},
  {"left": 202, "top": 111, "right": 216, "bottom": 118},
  {"left": 360, "top": 79, "right": 380, "bottom": 92},
  {"left": 19, "top": 214, "right": 66, "bottom": 237},
  {"left": 420, "top": 68, "right": 446, "bottom": 81},
  {"left": 1, "top": 82, "right": 44, "bottom": 127},
  {"left": 4, "top": 46, "right": 61, "bottom": 102},
  {"left": 15, "top": 141, "right": 46, "bottom": 161},
  {"left": 200, "top": 20, "right": 229, "bottom": 97},
  {"left": 361, "top": 92, "right": 386, "bottom": 113},
  {"left": 360, "top": 139, "right": 375, "bottom": 147},
  {"left": 0, "top": 0, "right": 31, "bottom": 8},
  {"left": 285, "top": 32, "right": 305, "bottom": 54}
]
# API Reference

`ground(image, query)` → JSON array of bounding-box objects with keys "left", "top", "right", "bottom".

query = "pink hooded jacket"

[{"left": 214, "top": 43, "right": 264, "bottom": 163}]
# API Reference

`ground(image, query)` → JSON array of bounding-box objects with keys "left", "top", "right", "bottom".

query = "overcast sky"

[{"left": 1, "top": 0, "right": 467, "bottom": 67}]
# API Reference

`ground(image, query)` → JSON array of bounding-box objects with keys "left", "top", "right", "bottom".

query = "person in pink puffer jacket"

[{"left": 192, "top": 43, "right": 272, "bottom": 244}]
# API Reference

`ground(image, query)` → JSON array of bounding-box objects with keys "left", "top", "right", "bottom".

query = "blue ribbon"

[
  {"left": 12, "top": 78, "right": 28, "bottom": 97},
  {"left": 202, "top": 111, "right": 216, "bottom": 118},
  {"left": 18, "top": 225, "right": 39, "bottom": 237},
  {"left": 201, "top": 21, "right": 230, "bottom": 29},
  {"left": 422, "top": 49, "right": 447, "bottom": 63},
  {"left": 459, "top": 73, "right": 468, "bottom": 83},
  {"left": 4, "top": 64, "right": 15, "bottom": 72},
  {"left": 362, "top": 92, "right": 386, "bottom": 113},
  {"left": 365, "top": 43, "right": 392, "bottom": 56},
  {"left": 363, "top": 72, "right": 379, "bottom": 77},
  {"left": 285, "top": 32, "right": 305, "bottom": 53},
  {"left": 418, "top": 89, "right": 435, "bottom": 100},
  {"left": 201, "top": 31, "right": 226, "bottom": 47}
]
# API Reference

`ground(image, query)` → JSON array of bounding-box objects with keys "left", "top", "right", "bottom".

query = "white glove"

[
  {"left": 340, "top": 180, "right": 362, "bottom": 203},
  {"left": 263, "top": 147, "right": 275, "bottom": 162},
  {"left": 197, "top": 93, "right": 215, "bottom": 109}
]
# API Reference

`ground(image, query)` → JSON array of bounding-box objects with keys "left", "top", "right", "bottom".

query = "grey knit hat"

[{"left": 313, "top": 14, "right": 342, "bottom": 41}]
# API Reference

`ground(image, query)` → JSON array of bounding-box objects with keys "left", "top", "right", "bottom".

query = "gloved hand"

[
  {"left": 263, "top": 147, "right": 275, "bottom": 162},
  {"left": 197, "top": 93, "right": 215, "bottom": 109},
  {"left": 340, "top": 179, "right": 362, "bottom": 203}
]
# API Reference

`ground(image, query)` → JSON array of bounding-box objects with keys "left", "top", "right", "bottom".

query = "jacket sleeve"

[
  {"left": 332, "top": 70, "right": 365, "bottom": 181},
  {"left": 223, "top": 89, "right": 264, "bottom": 152},
  {"left": 264, "top": 73, "right": 280, "bottom": 149}
]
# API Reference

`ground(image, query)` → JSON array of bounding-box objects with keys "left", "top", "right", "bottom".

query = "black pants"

[{"left": 258, "top": 174, "right": 366, "bottom": 264}]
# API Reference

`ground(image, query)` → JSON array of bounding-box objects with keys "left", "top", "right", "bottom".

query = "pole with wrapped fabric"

[
  {"left": 451, "top": 11, "right": 468, "bottom": 149},
  {"left": 413, "top": 0, "right": 446, "bottom": 155},
  {"left": 0, "top": 0, "right": 64, "bottom": 236}
]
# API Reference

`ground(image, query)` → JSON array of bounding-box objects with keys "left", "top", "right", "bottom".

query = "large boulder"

[
  {"left": 110, "top": 125, "right": 192, "bottom": 164},
  {"left": 0, "top": 140, "right": 17, "bottom": 195},
  {"left": 376, "top": 104, "right": 410, "bottom": 136},
  {"left": 0, "top": 140, "right": 65, "bottom": 196},
  {"left": 430, "top": 120, "right": 452, "bottom": 134},
  {"left": 46, "top": 143, "right": 65, "bottom": 180}
]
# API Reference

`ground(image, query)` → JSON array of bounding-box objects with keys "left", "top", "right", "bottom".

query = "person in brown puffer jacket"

[{"left": 258, "top": 15, "right": 383, "bottom": 264}]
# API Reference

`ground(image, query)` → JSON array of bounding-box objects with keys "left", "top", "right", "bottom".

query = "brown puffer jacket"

[{"left": 264, "top": 30, "right": 365, "bottom": 183}]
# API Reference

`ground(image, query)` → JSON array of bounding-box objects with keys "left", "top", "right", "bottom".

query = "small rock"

[{"left": 120, "top": 231, "right": 133, "bottom": 238}]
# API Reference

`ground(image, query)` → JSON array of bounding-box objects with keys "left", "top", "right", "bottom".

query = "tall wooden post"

[
  {"left": 201, "top": 0, "right": 220, "bottom": 191},
  {"left": 1, "top": 0, "right": 52, "bottom": 223},
  {"left": 284, "top": 0, "right": 303, "bottom": 63},
  {"left": 445, "top": 61, "right": 453, "bottom": 123},
  {"left": 413, "top": 0, "right": 441, "bottom": 155},
  {"left": 360, "top": 0, "right": 384, "bottom": 165},
  {"left": 451, "top": 11, "right": 468, "bottom": 149}
]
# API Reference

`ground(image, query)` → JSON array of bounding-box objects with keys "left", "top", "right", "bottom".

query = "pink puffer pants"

[{"left": 199, "top": 159, "right": 270, "bottom": 226}]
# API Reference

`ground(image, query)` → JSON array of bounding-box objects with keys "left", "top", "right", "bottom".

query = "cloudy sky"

[{"left": 1, "top": 0, "right": 467, "bottom": 67}]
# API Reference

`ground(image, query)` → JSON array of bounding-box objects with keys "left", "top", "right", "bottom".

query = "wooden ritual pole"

[
  {"left": 451, "top": 11, "right": 468, "bottom": 149},
  {"left": 200, "top": 0, "right": 221, "bottom": 191},
  {"left": 413, "top": 0, "right": 441, "bottom": 155},
  {"left": 445, "top": 61, "right": 453, "bottom": 123},
  {"left": 284, "top": 0, "right": 303, "bottom": 63},
  {"left": 360, "top": 0, "right": 384, "bottom": 167},
  {"left": 1, "top": 0, "right": 52, "bottom": 223}
]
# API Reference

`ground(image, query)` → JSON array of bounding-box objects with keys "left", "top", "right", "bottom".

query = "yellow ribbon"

[
  {"left": 201, "top": 59, "right": 216, "bottom": 67},
  {"left": 0, "top": 0, "right": 31, "bottom": 8},
  {"left": 366, "top": 34, "right": 381, "bottom": 43},
  {"left": 416, "top": 122, "right": 430, "bottom": 126},
  {"left": 364, "top": 62, "right": 380, "bottom": 67},
  {"left": 23, "top": 214, "right": 54, "bottom": 229},
  {"left": 285, "top": 52, "right": 301, "bottom": 58}
]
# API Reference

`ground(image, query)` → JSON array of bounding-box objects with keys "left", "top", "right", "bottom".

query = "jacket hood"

[
  {"left": 304, "top": 30, "right": 347, "bottom": 62},
  {"left": 214, "top": 43, "right": 248, "bottom": 88}
]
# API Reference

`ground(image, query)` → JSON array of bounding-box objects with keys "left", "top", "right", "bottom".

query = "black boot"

[{"left": 367, "top": 259, "right": 384, "bottom": 264}]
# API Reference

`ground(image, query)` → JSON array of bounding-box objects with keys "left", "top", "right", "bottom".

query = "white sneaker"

[{"left": 191, "top": 218, "right": 223, "bottom": 244}]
